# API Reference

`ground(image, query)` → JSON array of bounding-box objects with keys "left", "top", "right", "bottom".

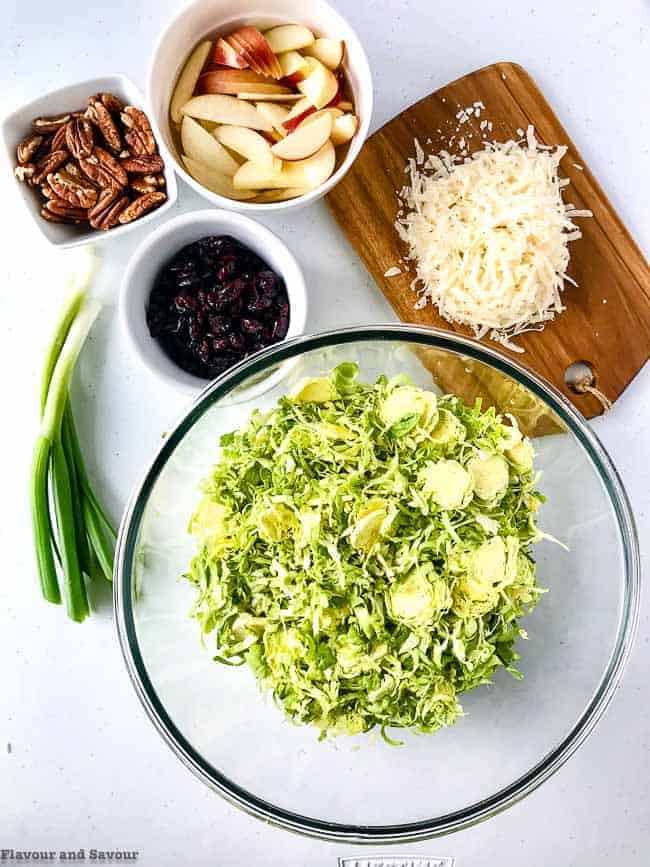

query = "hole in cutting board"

[{"left": 564, "top": 360, "right": 596, "bottom": 394}]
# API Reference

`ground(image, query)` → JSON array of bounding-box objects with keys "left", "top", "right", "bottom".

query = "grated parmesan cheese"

[{"left": 395, "top": 125, "right": 592, "bottom": 351}]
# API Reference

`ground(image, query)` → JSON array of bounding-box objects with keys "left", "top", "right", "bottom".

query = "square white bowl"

[
  {"left": 1, "top": 74, "right": 178, "bottom": 249},
  {"left": 148, "top": 0, "right": 373, "bottom": 213}
]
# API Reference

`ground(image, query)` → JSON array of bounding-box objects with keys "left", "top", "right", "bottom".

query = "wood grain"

[{"left": 327, "top": 62, "right": 650, "bottom": 418}]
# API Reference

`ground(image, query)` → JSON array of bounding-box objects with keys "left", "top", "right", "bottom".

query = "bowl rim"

[
  {"left": 118, "top": 207, "right": 308, "bottom": 393},
  {"left": 1, "top": 72, "right": 177, "bottom": 249},
  {"left": 145, "top": 0, "right": 373, "bottom": 213},
  {"left": 114, "top": 323, "right": 640, "bottom": 843}
]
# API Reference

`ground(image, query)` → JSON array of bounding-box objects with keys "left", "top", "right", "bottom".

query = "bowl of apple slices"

[{"left": 148, "top": 0, "right": 372, "bottom": 211}]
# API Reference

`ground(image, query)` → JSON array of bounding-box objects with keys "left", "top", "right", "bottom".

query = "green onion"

[{"left": 30, "top": 259, "right": 116, "bottom": 621}]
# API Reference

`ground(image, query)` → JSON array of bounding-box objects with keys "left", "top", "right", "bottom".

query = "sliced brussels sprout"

[
  {"left": 189, "top": 497, "right": 232, "bottom": 552},
  {"left": 506, "top": 437, "right": 535, "bottom": 472},
  {"left": 257, "top": 502, "right": 296, "bottom": 541},
  {"left": 349, "top": 498, "right": 393, "bottom": 551},
  {"left": 387, "top": 566, "right": 451, "bottom": 628},
  {"left": 419, "top": 459, "right": 474, "bottom": 510},
  {"left": 290, "top": 376, "right": 338, "bottom": 403},
  {"left": 429, "top": 407, "right": 466, "bottom": 445},
  {"left": 379, "top": 385, "right": 438, "bottom": 431},
  {"left": 468, "top": 453, "right": 510, "bottom": 501}
]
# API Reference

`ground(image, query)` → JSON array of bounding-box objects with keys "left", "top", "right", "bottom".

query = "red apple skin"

[
  {"left": 212, "top": 38, "right": 249, "bottom": 69},
  {"left": 327, "top": 74, "right": 345, "bottom": 107},
  {"left": 234, "top": 26, "right": 282, "bottom": 79},
  {"left": 197, "top": 69, "right": 281, "bottom": 95},
  {"left": 282, "top": 75, "right": 348, "bottom": 132},
  {"left": 226, "top": 34, "right": 260, "bottom": 75},
  {"left": 283, "top": 106, "right": 316, "bottom": 133},
  {"left": 280, "top": 72, "right": 307, "bottom": 87}
]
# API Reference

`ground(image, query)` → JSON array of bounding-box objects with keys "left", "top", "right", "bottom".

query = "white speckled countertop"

[{"left": 1, "top": 1, "right": 648, "bottom": 864}]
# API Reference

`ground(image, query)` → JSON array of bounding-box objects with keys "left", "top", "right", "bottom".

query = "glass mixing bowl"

[{"left": 114, "top": 325, "right": 639, "bottom": 842}]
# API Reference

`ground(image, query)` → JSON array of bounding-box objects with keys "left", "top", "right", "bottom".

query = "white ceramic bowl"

[
  {"left": 120, "top": 209, "right": 307, "bottom": 393},
  {"left": 148, "top": 0, "right": 373, "bottom": 213},
  {"left": 1, "top": 74, "right": 178, "bottom": 249}
]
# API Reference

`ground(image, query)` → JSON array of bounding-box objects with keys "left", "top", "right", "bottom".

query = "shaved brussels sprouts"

[{"left": 186, "top": 364, "right": 547, "bottom": 740}]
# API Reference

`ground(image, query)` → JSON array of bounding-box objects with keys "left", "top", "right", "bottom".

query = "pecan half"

[
  {"left": 44, "top": 198, "right": 87, "bottom": 221},
  {"left": 88, "top": 186, "right": 128, "bottom": 230},
  {"left": 40, "top": 183, "right": 57, "bottom": 199},
  {"left": 33, "top": 149, "right": 69, "bottom": 184},
  {"left": 118, "top": 191, "right": 166, "bottom": 224},
  {"left": 32, "top": 112, "right": 70, "bottom": 132},
  {"left": 79, "top": 146, "right": 128, "bottom": 188},
  {"left": 130, "top": 174, "right": 163, "bottom": 194},
  {"left": 14, "top": 164, "right": 35, "bottom": 183},
  {"left": 66, "top": 117, "right": 94, "bottom": 160},
  {"left": 40, "top": 206, "right": 84, "bottom": 224},
  {"left": 86, "top": 99, "right": 122, "bottom": 152},
  {"left": 90, "top": 92, "right": 125, "bottom": 115},
  {"left": 32, "top": 113, "right": 71, "bottom": 133},
  {"left": 62, "top": 161, "right": 86, "bottom": 181},
  {"left": 120, "top": 154, "right": 164, "bottom": 174},
  {"left": 121, "top": 106, "right": 157, "bottom": 156},
  {"left": 17, "top": 133, "right": 43, "bottom": 165},
  {"left": 50, "top": 123, "right": 70, "bottom": 153},
  {"left": 47, "top": 170, "right": 98, "bottom": 209}
]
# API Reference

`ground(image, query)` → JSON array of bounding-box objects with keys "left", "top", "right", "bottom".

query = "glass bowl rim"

[{"left": 114, "top": 323, "right": 640, "bottom": 843}]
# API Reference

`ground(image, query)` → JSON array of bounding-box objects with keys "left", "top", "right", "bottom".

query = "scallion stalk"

[{"left": 30, "top": 259, "right": 116, "bottom": 621}]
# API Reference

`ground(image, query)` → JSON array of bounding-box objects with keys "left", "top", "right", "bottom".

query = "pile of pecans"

[{"left": 14, "top": 92, "right": 167, "bottom": 231}]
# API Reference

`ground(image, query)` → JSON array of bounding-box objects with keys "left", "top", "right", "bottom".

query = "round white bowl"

[
  {"left": 119, "top": 209, "right": 307, "bottom": 393},
  {"left": 147, "top": 0, "right": 373, "bottom": 213}
]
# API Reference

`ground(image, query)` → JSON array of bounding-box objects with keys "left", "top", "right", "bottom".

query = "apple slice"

[
  {"left": 255, "top": 102, "right": 290, "bottom": 137},
  {"left": 304, "top": 38, "right": 345, "bottom": 70},
  {"left": 212, "top": 37, "right": 248, "bottom": 69},
  {"left": 278, "top": 50, "right": 311, "bottom": 84},
  {"left": 282, "top": 140, "right": 335, "bottom": 189},
  {"left": 330, "top": 113, "right": 359, "bottom": 146},
  {"left": 233, "top": 161, "right": 285, "bottom": 190},
  {"left": 198, "top": 69, "right": 290, "bottom": 95},
  {"left": 182, "top": 155, "right": 256, "bottom": 200},
  {"left": 303, "top": 107, "right": 343, "bottom": 124},
  {"left": 181, "top": 94, "right": 272, "bottom": 131},
  {"left": 227, "top": 27, "right": 282, "bottom": 79},
  {"left": 338, "top": 100, "right": 354, "bottom": 112},
  {"left": 297, "top": 59, "right": 339, "bottom": 109},
  {"left": 253, "top": 187, "right": 310, "bottom": 203},
  {"left": 271, "top": 112, "right": 332, "bottom": 161},
  {"left": 181, "top": 116, "right": 241, "bottom": 175},
  {"left": 282, "top": 96, "right": 315, "bottom": 132},
  {"left": 214, "top": 125, "right": 279, "bottom": 169},
  {"left": 234, "top": 140, "right": 335, "bottom": 190},
  {"left": 237, "top": 92, "right": 302, "bottom": 102},
  {"left": 170, "top": 40, "right": 212, "bottom": 124},
  {"left": 263, "top": 24, "right": 315, "bottom": 54}
]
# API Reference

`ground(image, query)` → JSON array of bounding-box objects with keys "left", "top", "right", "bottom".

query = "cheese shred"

[{"left": 395, "top": 126, "right": 592, "bottom": 351}]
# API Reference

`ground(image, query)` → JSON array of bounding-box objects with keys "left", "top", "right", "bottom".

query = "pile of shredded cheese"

[{"left": 394, "top": 125, "right": 592, "bottom": 351}]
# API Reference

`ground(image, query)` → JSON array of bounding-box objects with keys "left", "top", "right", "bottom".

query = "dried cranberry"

[
  {"left": 207, "top": 314, "right": 229, "bottom": 335},
  {"left": 174, "top": 294, "right": 196, "bottom": 312},
  {"left": 216, "top": 255, "right": 237, "bottom": 283},
  {"left": 273, "top": 311, "right": 290, "bottom": 340},
  {"left": 241, "top": 318, "right": 263, "bottom": 336},
  {"left": 228, "top": 333, "right": 246, "bottom": 353},
  {"left": 218, "top": 279, "right": 246, "bottom": 306},
  {"left": 188, "top": 319, "right": 204, "bottom": 342}
]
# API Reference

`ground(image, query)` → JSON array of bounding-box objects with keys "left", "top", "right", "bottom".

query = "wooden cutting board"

[{"left": 327, "top": 62, "right": 650, "bottom": 418}]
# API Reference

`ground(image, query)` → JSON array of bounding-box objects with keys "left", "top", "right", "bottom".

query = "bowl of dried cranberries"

[{"left": 120, "top": 209, "right": 307, "bottom": 392}]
